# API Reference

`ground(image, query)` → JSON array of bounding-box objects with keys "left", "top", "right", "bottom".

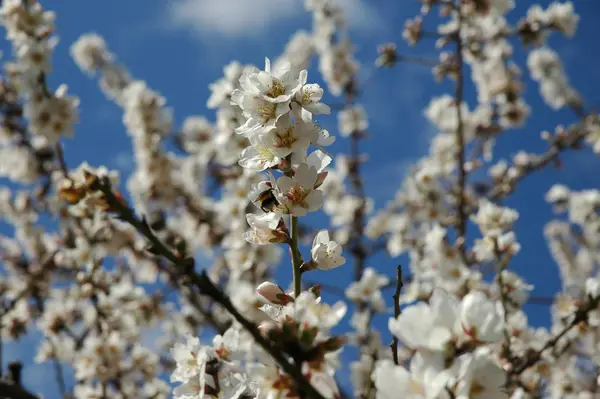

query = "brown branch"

[
  {"left": 348, "top": 131, "right": 368, "bottom": 284},
  {"left": 397, "top": 54, "right": 439, "bottom": 67},
  {"left": 453, "top": 14, "right": 468, "bottom": 262},
  {"left": 0, "top": 362, "right": 39, "bottom": 399},
  {"left": 390, "top": 265, "right": 403, "bottom": 365},
  {"left": 54, "top": 143, "right": 69, "bottom": 178}
]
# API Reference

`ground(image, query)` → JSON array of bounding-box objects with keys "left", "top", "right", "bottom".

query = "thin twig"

[
  {"left": 496, "top": 253, "right": 515, "bottom": 368},
  {"left": 54, "top": 143, "right": 69, "bottom": 177},
  {"left": 488, "top": 118, "right": 592, "bottom": 201},
  {"left": 290, "top": 216, "right": 303, "bottom": 297},
  {"left": 397, "top": 54, "right": 439, "bottom": 67},
  {"left": 390, "top": 265, "right": 403, "bottom": 365}
]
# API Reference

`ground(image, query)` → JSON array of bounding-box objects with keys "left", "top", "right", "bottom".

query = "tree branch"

[
  {"left": 390, "top": 265, "right": 403, "bottom": 365},
  {"left": 453, "top": 13, "right": 468, "bottom": 262}
]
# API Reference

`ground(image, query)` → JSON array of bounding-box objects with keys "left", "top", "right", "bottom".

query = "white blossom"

[{"left": 310, "top": 230, "right": 346, "bottom": 270}]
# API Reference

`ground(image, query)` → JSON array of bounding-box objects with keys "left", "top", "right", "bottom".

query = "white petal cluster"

[
  {"left": 306, "top": 0, "right": 358, "bottom": 96},
  {"left": 233, "top": 57, "right": 335, "bottom": 238},
  {"left": 471, "top": 200, "right": 521, "bottom": 262},
  {"left": 0, "top": 0, "right": 79, "bottom": 144},
  {"left": 525, "top": 2, "right": 579, "bottom": 40},
  {"left": 527, "top": 47, "right": 580, "bottom": 110},
  {"left": 338, "top": 105, "right": 368, "bottom": 137},
  {"left": 310, "top": 230, "right": 346, "bottom": 270}
]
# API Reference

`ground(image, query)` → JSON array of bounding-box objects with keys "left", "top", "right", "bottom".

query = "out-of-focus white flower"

[
  {"left": 453, "top": 347, "right": 507, "bottom": 399},
  {"left": 338, "top": 105, "right": 368, "bottom": 136},
  {"left": 472, "top": 200, "right": 519, "bottom": 237},
  {"left": 527, "top": 47, "right": 579, "bottom": 110},
  {"left": 346, "top": 267, "right": 389, "bottom": 312},
  {"left": 70, "top": 33, "right": 113, "bottom": 73}
]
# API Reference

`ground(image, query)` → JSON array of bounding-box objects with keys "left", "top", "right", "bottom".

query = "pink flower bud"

[
  {"left": 314, "top": 171, "right": 328, "bottom": 189},
  {"left": 257, "top": 282, "right": 292, "bottom": 305}
]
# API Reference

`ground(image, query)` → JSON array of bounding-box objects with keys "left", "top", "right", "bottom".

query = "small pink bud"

[
  {"left": 314, "top": 171, "right": 328, "bottom": 189},
  {"left": 309, "top": 284, "right": 322, "bottom": 298},
  {"left": 257, "top": 282, "right": 292, "bottom": 305}
]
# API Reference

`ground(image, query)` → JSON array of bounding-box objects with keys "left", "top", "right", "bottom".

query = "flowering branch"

[
  {"left": 488, "top": 113, "right": 594, "bottom": 201},
  {"left": 89, "top": 175, "right": 327, "bottom": 399},
  {"left": 510, "top": 294, "right": 600, "bottom": 378}
]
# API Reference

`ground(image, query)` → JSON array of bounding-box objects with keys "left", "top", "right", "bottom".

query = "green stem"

[{"left": 290, "top": 215, "right": 302, "bottom": 297}]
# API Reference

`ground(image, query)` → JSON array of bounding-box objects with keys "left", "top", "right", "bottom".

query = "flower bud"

[
  {"left": 309, "top": 284, "right": 322, "bottom": 299},
  {"left": 314, "top": 171, "right": 328, "bottom": 189},
  {"left": 257, "top": 282, "right": 293, "bottom": 305}
]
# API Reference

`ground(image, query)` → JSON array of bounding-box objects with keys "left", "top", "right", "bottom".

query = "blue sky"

[{"left": 2, "top": 0, "right": 600, "bottom": 397}]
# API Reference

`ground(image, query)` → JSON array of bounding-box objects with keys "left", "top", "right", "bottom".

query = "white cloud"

[{"left": 168, "top": 0, "right": 381, "bottom": 38}]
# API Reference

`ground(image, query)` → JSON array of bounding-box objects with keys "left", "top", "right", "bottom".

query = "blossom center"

[
  {"left": 266, "top": 79, "right": 285, "bottom": 98},
  {"left": 257, "top": 101, "right": 277, "bottom": 121},
  {"left": 275, "top": 126, "right": 297, "bottom": 148},
  {"left": 287, "top": 184, "right": 310, "bottom": 205},
  {"left": 258, "top": 146, "right": 275, "bottom": 161},
  {"left": 302, "top": 89, "right": 315, "bottom": 104}
]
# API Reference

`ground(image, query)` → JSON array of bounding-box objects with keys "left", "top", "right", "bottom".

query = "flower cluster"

[
  {"left": 171, "top": 287, "right": 347, "bottom": 399},
  {"left": 0, "top": 0, "right": 78, "bottom": 143},
  {"left": 234, "top": 57, "right": 334, "bottom": 231}
]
